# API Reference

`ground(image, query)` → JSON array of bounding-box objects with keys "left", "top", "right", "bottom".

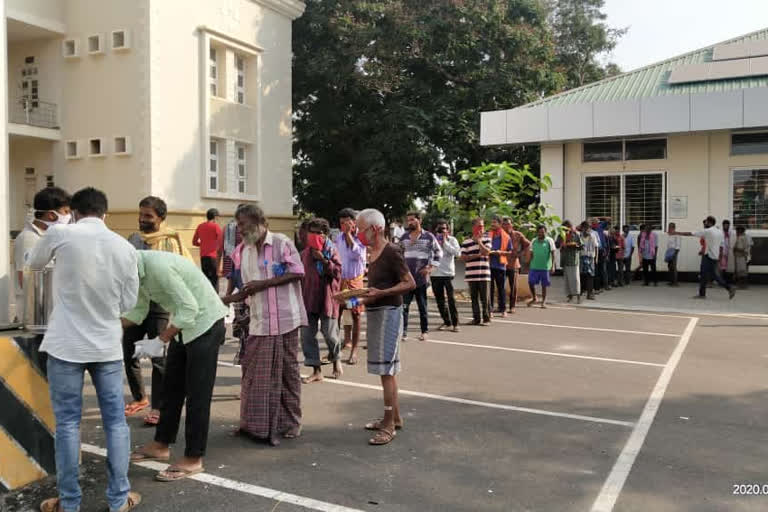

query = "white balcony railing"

[{"left": 9, "top": 97, "right": 59, "bottom": 129}]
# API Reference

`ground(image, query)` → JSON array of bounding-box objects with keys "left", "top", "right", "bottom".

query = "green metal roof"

[{"left": 527, "top": 27, "right": 768, "bottom": 108}]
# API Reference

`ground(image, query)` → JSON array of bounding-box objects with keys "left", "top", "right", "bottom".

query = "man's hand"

[
  {"left": 419, "top": 266, "right": 433, "bottom": 277},
  {"left": 364, "top": 287, "right": 385, "bottom": 300},
  {"left": 311, "top": 248, "right": 325, "bottom": 261},
  {"left": 243, "top": 280, "right": 267, "bottom": 296},
  {"left": 344, "top": 230, "right": 356, "bottom": 249},
  {"left": 158, "top": 326, "right": 180, "bottom": 344},
  {"left": 121, "top": 317, "right": 137, "bottom": 329}
]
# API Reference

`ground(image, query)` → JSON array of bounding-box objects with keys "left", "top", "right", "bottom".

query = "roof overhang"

[{"left": 481, "top": 88, "right": 768, "bottom": 146}]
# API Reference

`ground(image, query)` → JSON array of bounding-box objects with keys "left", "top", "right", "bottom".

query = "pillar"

[{"left": 0, "top": 0, "right": 11, "bottom": 325}]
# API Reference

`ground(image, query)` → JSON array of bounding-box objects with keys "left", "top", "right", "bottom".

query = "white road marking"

[
  {"left": 81, "top": 443, "right": 366, "bottom": 512},
  {"left": 425, "top": 338, "right": 666, "bottom": 367},
  {"left": 490, "top": 318, "right": 680, "bottom": 337},
  {"left": 590, "top": 316, "right": 700, "bottom": 512},
  {"left": 543, "top": 305, "right": 693, "bottom": 319},
  {"left": 221, "top": 362, "right": 634, "bottom": 428}
]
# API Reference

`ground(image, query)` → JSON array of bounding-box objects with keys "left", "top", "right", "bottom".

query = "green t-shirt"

[{"left": 530, "top": 237, "right": 555, "bottom": 271}]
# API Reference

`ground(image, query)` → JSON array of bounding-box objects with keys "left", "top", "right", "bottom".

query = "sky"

[{"left": 603, "top": 0, "right": 768, "bottom": 71}]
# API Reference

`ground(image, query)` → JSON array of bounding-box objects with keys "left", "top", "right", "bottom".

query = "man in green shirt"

[
  {"left": 527, "top": 225, "right": 556, "bottom": 309},
  {"left": 124, "top": 251, "right": 228, "bottom": 482}
]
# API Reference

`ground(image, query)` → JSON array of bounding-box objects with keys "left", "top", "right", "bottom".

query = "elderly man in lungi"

[
  {"left": 225, "top": 203, "right": 307, "bottom": 445},
  {"left": 335, "top": 208, "right": 367, "bottom": 364},
  {"left": 342, "top": 208, "right": 415, "bottom": 445}
]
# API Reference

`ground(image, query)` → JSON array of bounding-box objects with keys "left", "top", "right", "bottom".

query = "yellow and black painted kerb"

[{"left": 0, "top": 334, "right": 55, "bottom": 492}]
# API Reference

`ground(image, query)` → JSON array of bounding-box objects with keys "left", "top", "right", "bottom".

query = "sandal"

[
  {"left": 143, "top": 410, "right": 160, "bottom": 426},
  {"left": 124, "top": 400, "right": 149, "bottom": 416},
  {"left": 130, "top": 450, "right": 170, "bottom": 462},
  {"left": 283, "top": 426, "right": 302, "bottom": 439},
  {"left": 114, "top": 491, "right": 142, "bottom": 512},
  {"left": 364, "top": 418, "right": 404, "bottom": 431},
  {"left": 39, "top": 497, "right": 62, "bottom": 512},
  {"left": 155, "top": 465, "right": 204, "bottom": 482},
  {"left": 369, "top": 427, "right": 396, "bottom": 445}
]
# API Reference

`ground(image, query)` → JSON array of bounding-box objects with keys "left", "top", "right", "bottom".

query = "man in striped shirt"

[
  {"left": 460, "top": 217, "right": 492, "bottom": 325},
  {"left": 399, "top": 212, "right": 442, "bottom": 341}
]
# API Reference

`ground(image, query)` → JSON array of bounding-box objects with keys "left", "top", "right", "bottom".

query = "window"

[
  {"left": 625, "top": 139, "right": 667, "bottom": 160},
  {"left": 111, "top": 30, "right": 130, "bottom": 51},
  {"left": 584, "top": 139, "right": 667, "bottom": 162},
  {"left": 65, "top": 141, "right": 81, "bottom": 159},
  {"left": 46, "top": 175, "right": 54, "bottom": 188},
  {"left": 584, "top": 172, "right": 665, "bottom": 229},
  {"left": 114, "top": 136, "right": 131, "bottom": 155},
  {"left": 208, "top": 139, "right": 219, "bottom": 191},
  {"left": 236, "top": 144, "right": 247, "bottom": 193},
  {"left": 209, "top": 48, "right": 218, "bottom": 96},
  {"left": 583, "top": 141, "right": 622, "bottom": 162},
  {"left": 732, "top": 168, "right": 768, "bottom": 229},
  {"left": 89, "top": 138, "right": 104, "bottom": 157},
  {"left": 732, "top": 132, "right": 768, "bottom": 156},
  {"left": 235, "top": 55, "right": 245, "bottom": 104},
  {"left": 87, "top": 34, "right": 104, "bottom": 55},
  {"left": 62, "top": 39, "right": 79, "bottom": 58}
]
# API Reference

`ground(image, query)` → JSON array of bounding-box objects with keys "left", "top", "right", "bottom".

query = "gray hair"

[
  {"left": 235, "top": 203, "right": 266, "bottom": 224},
  {"left": 356, "top": 208, "right": 385, "bottom": 229}
]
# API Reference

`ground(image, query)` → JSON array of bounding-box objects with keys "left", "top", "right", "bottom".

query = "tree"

[
  {"left": 432, "top": 162, "right": 563, "bottom": 241},
  {"left": 545, "top": 0, "right": 626, "bottom": 88},
  {"left": 292, "top": 0, "right": 563, "bottom": 222}
]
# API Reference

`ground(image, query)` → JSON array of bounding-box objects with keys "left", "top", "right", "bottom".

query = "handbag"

[{"left": 664, "top": 247, "right": 677, "bottom": 263}]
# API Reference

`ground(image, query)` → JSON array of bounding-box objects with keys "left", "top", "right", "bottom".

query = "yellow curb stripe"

[
  {"left": 0, "top": 426, "right": 47, "bottom": 489},
  {"left": 0, "top": 338, "right": 55, "bottom": 432}
]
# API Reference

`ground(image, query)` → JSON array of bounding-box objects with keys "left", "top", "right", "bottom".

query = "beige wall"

[
  {"left": 7, "top": 0, "right": 65, "bottom": 32},
  {"left": 562, "top": 132, "right": 768, "bottom": 272},
  {"left": 8, "top": 137, "right": 55, "bottom": 231}
]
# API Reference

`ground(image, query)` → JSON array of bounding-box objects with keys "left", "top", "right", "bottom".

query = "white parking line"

[
  {"left": 218, "top": 362, "right": 633, "bottom": 428},
  {"left": 590, "top": 316, "right": 700, "bottom": 512},
  {"left": 490, "top": 319, "right": 680, "bottom": 338},
  {"left": 81, "top": 443, "right": 366, "bottom": 512},
  {"left": 543, "top": 305, "right": 693, "bottom": 319},
  {"left": 426, "top": 338, "right": 666, "bottom": 367}
]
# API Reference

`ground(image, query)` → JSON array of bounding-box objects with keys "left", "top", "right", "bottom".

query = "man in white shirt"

[
  {"left": 29, "top": 187, "right": 142, "bottom": 512},
  {"left": 674, "top": 215, "right": 735, "bottom": 300},
  {"left": 12, "top": 186, "right": 71, "bottom": 323},
  {"left": 431, "top": 219, "right": 461, "bottom": 332},
  {"left": 665, "top": 222, "right": 682, "bottom": 286}
]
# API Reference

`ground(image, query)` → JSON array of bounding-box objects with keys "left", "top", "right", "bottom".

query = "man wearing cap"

[{"left": 193, "top": 208, "right": 223, "bottom": 290}]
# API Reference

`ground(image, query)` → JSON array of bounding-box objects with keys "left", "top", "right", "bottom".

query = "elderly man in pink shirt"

[{"left": 225, "top": 203, "right": 307, "bottom": 445}]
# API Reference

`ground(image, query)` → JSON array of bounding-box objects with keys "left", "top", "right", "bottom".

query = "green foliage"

[
  {"left": 292, "top": 0, "right": 563, "bottom": 222},
  {"left": 432, "top": 162, "right": 563, "bottom": 241}
]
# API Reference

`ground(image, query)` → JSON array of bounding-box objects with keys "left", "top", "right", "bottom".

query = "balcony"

[{"left": 10, "top": 97, "right": 58, "bottom": 129}]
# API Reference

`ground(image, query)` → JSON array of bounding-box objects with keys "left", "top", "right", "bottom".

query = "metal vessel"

[{"left": 23, "top": 268, "right": 54, "bottom": 333}]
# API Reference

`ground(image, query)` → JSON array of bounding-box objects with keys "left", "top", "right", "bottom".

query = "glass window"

[
  {"left": 208, "top": 139, "right": 219, "bottom": 192},
  {"left": 235, "top": 55, "right": 245, "bottom": 104},
  {"left": 585, "top": 175, "right": 621, "bottom": 222},
  {"left": 583, "top": 141, "right": 622, "bottom": 162},
  {"left": 624, "top": 173, "right": 664, "bottom": 229},
  {"left": 625, "top": 139, "right": 666, "bottom": 160},
  {"left": 732, "top": 168, "right": 768, "bottom": 229},
  {"left": 732, "top": 133, "right": 768, "bottom": 156},
  {"left": 209, "top": 48, "right": 218, "bottom": 97},
  {"left": 236, "top": 143, "right": 247, "bottom": 194}
]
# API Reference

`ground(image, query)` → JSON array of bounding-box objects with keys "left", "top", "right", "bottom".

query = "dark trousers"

[
  {"left": 596, "top": 254, "right": 608, "bottom": 290},
  {"left": 642, "top": 258, "right": 658, "bottom": 285},
  {"left": 699, "top": 256, "right": 731, "bottom": 297},
  {"left": 468, "top": 281, "right": 490, "bottom": 323},
  {"left": 155, "top": 319, "right": 225, "bottom": 458},
  {"left": 200, "top": 256, "right": 219, "bottom": 291},
  {"left": 607, "top": 255, "right": 617, "bottom": 284},
  {"left": 122, "top": 311, "right": 169, "bottom": 409},
  {"left": 668, "top": 252, "right": 679, "bottom": 285},
  {"left": 580, "top": 273, "right": 594, "bottom": 296},
  {"left": 431, "top": 276, "right": 458, "bottom": 327},
  {"left": 621, "top": 257, "right": 632, "bottom": 285},
  {"left": 506, "top": 268, "right": 518, "bottom": 310},
  {"left": 489, "top": 267, "right": 507, "bottom": 312},
  {"left": 403, "top": 284, "right": 429, "bottom": 334}
]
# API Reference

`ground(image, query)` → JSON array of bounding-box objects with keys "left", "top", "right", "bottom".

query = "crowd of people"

[{"left": 12, "top": 184, "right": 753, "bottom": 512}]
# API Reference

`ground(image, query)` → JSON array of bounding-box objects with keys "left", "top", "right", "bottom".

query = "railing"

[{"left": 9, "top": 97, "right": 59, "bottom": 129}]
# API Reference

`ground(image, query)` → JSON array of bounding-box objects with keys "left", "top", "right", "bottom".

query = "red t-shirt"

[{"left": 193, "top": 221, "right": 223, "bottom": 259}]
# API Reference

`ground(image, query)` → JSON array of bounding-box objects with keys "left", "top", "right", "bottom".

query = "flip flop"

[
  {"left": 130, "top": 450, "right": 170, "bottom": 462},
  {"left": 125, "top": 400, "right": 149, "bottom": 416},
  {"left": 155, "top": 466, "right": 204, "bottom": 482},
  {"left": 143, "top": 410, "right": 160, "bottom": 426},
  {"left": 39, "top": 497, "right": 62, "bottom": 512}
]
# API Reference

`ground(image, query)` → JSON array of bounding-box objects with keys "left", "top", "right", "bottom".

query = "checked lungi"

[{"left": 239, "top": 328, "right": 301, "bottom": 445}]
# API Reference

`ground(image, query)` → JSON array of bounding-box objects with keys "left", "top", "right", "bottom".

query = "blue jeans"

[
  {"left": 699, "top": 255, "right": 730, "bottom": 297},
  {"left": 301, "top": 312, "right": 341, "bottom": 366},
  {"left": 47, "top": 357, "right": 131, "bottom": 512}
]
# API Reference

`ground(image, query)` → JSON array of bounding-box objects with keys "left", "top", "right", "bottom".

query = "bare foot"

[
  {"left": 347, "top": 351, "right": 358, "bottom": 365},
  {"left": 332, "top": 361, "right": 343, "bottom": 379},
  {"left": 131, "top": 441, "right": 170, "bottom": 461},
  {"left": 540, "top": 302, "right": 547, "bottom": 309},
  {"left": 301, "top": 369, "right": 324, "bottom": 384},
  {"left": 527, "top": 299, "right": 536, "bottom": 307}
]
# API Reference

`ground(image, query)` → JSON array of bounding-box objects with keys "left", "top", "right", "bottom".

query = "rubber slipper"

[
  {"left": 130, "top": 450, "right": 169, "bottom": 462},
  {"left": 155, "top": 466, "right": 204, "bottom": 482},
  {"left": 125, "top": 401, "right": 149, "bottom": 416}
]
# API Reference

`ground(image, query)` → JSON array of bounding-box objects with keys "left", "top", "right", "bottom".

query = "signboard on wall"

[{"left": 669, "top": 196, "right": 688, "bottom": 219}]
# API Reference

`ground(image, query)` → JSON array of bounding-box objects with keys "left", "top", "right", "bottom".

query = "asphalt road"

[{"left": 3, "top": 302, "right": 768, "bottom": 512}]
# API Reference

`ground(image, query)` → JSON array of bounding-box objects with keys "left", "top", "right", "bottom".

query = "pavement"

[{"left": 4, "top": 298, "right": 768, "bottom": 512}]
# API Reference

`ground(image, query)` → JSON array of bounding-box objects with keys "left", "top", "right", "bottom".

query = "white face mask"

[{"left": 37, "top": 210, "right": 72, "bottom": 227}]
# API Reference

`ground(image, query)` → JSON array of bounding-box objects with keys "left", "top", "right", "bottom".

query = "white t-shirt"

[
  {"left": 693, "top": 226, "right": 723, "bottom": 261},
  {"left": 667, "top": 234, "right": 682, "bottom": 251},
  {"left": 28, "top": 218, "right": 140, "bottom": 363}
]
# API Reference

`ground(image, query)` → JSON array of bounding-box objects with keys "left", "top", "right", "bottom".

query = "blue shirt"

[{"left": 489, "top": 234, "right": 513, "bottom": 270}]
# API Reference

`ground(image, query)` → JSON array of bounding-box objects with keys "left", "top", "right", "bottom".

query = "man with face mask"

[
  {"left": 123, "top": 196, "right": 193, "bottom": 425},
  {"left": 13, "top": 186, "right": 71, "bottom": 322},
  {"left": 223, "top": 203, "right": 307, "bottom": 445}
]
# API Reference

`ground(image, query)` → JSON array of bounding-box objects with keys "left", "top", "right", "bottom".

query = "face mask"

[
  {"left": 38, "top": 210, "right": 72, "bottom": 227},
  {"left": 307, "top": 233, "right": 325, "bottom": 250},
  {"left": 472, "top": 225, "right": 484, "bottom": 238},
  {"left": 358, "top": 227, "right": 374, "bottom": 247}
]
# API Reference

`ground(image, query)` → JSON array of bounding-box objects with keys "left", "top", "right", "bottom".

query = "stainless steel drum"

[{"left": 23, "top": 268, "right": 54, "bottom": 333}]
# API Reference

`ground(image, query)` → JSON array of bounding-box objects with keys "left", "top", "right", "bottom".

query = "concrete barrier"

[{"left": 0, "top": 334, "right": 54, "bottom": 491}]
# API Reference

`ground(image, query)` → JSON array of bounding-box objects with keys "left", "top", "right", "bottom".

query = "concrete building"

[
  {"left": 2, "top": 0, "right": 305, "bottom": 322},
  {"left": 481, "top": 28, "right": 768, "bottom": 276}
]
